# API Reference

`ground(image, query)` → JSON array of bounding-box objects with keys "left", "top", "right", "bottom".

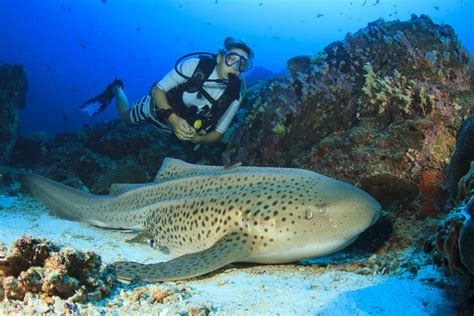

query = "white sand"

[{"left": 0, "top": 194, "right": 459, "bottom": 315}]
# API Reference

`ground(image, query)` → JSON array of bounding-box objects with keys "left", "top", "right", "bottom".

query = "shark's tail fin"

[{"left": 21, "top": 173, "right": 103, "bottom": 222}]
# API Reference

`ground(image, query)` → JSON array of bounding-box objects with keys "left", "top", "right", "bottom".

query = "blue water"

[{"left": 1, "top": 0, "right": 472, "bottom": 135}]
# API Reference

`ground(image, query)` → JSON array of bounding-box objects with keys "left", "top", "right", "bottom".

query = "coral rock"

[
  {"left": 0, "top": 236, "right": 115, "bottom": 302},
  {"left": 229, "top": 16, "right": 471, "bottom": 218}
]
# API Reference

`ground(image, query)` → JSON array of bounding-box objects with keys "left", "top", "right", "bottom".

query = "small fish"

[
  {"left": 259, "top": 2, "right": 263, "bottom": 6},
  {"left": 316, "top": 13, "right": 324, "bottom": 18},
  {"left": 80, "top": 41, "right": 87, "bottom": 49},
  {"left": 136, "top": 27, "right": 142, "bottom": 31},
  {"left": 434, "top": 6, "right": 439, "bottom": 10}
]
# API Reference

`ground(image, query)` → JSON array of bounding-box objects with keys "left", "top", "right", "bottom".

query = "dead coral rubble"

[{"left": 0, "top": 236, "right": 115, "bottom": 302}]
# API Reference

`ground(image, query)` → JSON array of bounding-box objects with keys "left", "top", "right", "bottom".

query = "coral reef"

[
  {"left": 0, "top": 236, "right": 115, "bottom": 302},
  {"left": 0, "top": 64, "right": 28, "bottom": 164},
  {"left": 446, "top": 116, "right": 474, "bottom": 199},
  {"left": 11, "top": 16, "right": 471, "bottom": 213},
  {"left": 10, "top": 120, "right": 225, "bottom": 192},
  {"left": 228, "top": 15, "right": 472, "bottom": 218}
]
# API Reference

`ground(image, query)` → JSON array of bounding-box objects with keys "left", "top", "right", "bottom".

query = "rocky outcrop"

[
  {"left": 16, "top": 120, "right": 225, "bottom": 192},
  {"left": 228, "top": 15, "right": 472, "bottom": 216},
  {"left": 0, "top": 64, "right": 28, "bottom": 164}
]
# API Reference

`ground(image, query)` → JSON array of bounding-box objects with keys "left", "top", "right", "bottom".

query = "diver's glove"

[{"left": 80, "top": 79, "right": 124, "bottom": 117}]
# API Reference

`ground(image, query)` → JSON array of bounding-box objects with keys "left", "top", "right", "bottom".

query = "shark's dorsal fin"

[
  {"left": 154, "top": 158, "right": 224, "bottom": 182},
  {"left": 153, "top": 157, "right": 307, "bottom": 183},
  {"left": 109, "top": 183, "right": 146, "bottom": 195}
]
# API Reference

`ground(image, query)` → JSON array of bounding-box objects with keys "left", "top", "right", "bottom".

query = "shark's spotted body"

[{"left": 23, "top": 158, "right": 381, "bottom": 282}]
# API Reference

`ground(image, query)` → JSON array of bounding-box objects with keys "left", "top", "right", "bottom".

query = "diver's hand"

[{"left": 169, "top": 115, "right": 196, "bottom": 141}]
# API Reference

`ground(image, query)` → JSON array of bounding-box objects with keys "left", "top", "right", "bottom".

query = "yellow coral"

[
  {"left": 272, "top": 123, "right": 287, "bottom": 136},
  {"left": 361, "top": 63, "right": 435, "bottom": 116}
]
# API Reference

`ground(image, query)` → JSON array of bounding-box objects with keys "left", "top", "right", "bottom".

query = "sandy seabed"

[{"left": 0, "top": 194, "right": 461, "bottom": 315}]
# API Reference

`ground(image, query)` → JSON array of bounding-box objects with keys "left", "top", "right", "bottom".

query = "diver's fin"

[
  {"left": 112, "top": 232, "right": 251, "bottom": 282},
  {"left": 80, "top": 79, "right": 124, "bottom": 117}
]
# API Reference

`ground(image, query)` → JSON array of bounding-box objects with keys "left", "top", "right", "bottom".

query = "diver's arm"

[
  {"left": 190, "top": 131, "right": 223, "bottom": 144},
  {"left": 151, "top": 86, "right": 194, "bottom": 140},
  {"left": 151, "top": 86, "right": 173, "bottom": 111}
]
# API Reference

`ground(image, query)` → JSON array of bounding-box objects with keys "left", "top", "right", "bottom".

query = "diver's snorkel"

[
  {"left": 174, "top": 52, "right": 246, "bottom": 90},
  {"left": 174, "top": 52, "right": 227, "bottom": 84}
]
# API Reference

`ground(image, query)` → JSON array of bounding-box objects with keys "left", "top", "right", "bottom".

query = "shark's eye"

[{"left": 318, "top": 207, "right": 326, "bottom": 214}]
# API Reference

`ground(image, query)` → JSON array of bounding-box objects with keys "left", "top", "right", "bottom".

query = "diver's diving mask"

[{"left": 224, "top": 51, "right": 252, "bottom": 72}]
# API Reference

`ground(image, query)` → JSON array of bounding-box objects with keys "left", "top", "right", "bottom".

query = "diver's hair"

[{"left": 218, "top": 37, "right": 254, "bottom": 59}]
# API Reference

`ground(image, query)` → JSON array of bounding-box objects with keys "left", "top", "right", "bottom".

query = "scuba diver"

[{"left": 80, "top": 37, "right": 254, "bottom": 160}]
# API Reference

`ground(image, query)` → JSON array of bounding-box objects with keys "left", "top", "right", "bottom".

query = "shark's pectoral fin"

[{"left": 112, "top": 232, "right": 251, "bottom": 282}]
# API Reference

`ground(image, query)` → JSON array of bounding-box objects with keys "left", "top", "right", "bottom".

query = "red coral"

[{"left": 418, "top": 171, "right": 444, "bottom": 217}]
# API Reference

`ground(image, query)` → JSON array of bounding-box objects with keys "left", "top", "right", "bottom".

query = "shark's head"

[
  {"left": 316, "top": 179, "right": 381, "bottom": 233},
  {"left": 248, "top": 171, "right": 382, "bottom": 263},
  {"left": 301, "top": 177, "right": 382, "bottom": 253}
]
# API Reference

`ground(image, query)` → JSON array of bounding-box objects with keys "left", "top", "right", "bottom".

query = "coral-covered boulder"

[
  {"left": 229, "top": 15, "right": 472, "bottom": 214},
  {"left": 0, "top": 64, "right": 28, "bottom": 164},
  {"left": 0, "top": 236, "right": 115, "bottom": 302}
]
